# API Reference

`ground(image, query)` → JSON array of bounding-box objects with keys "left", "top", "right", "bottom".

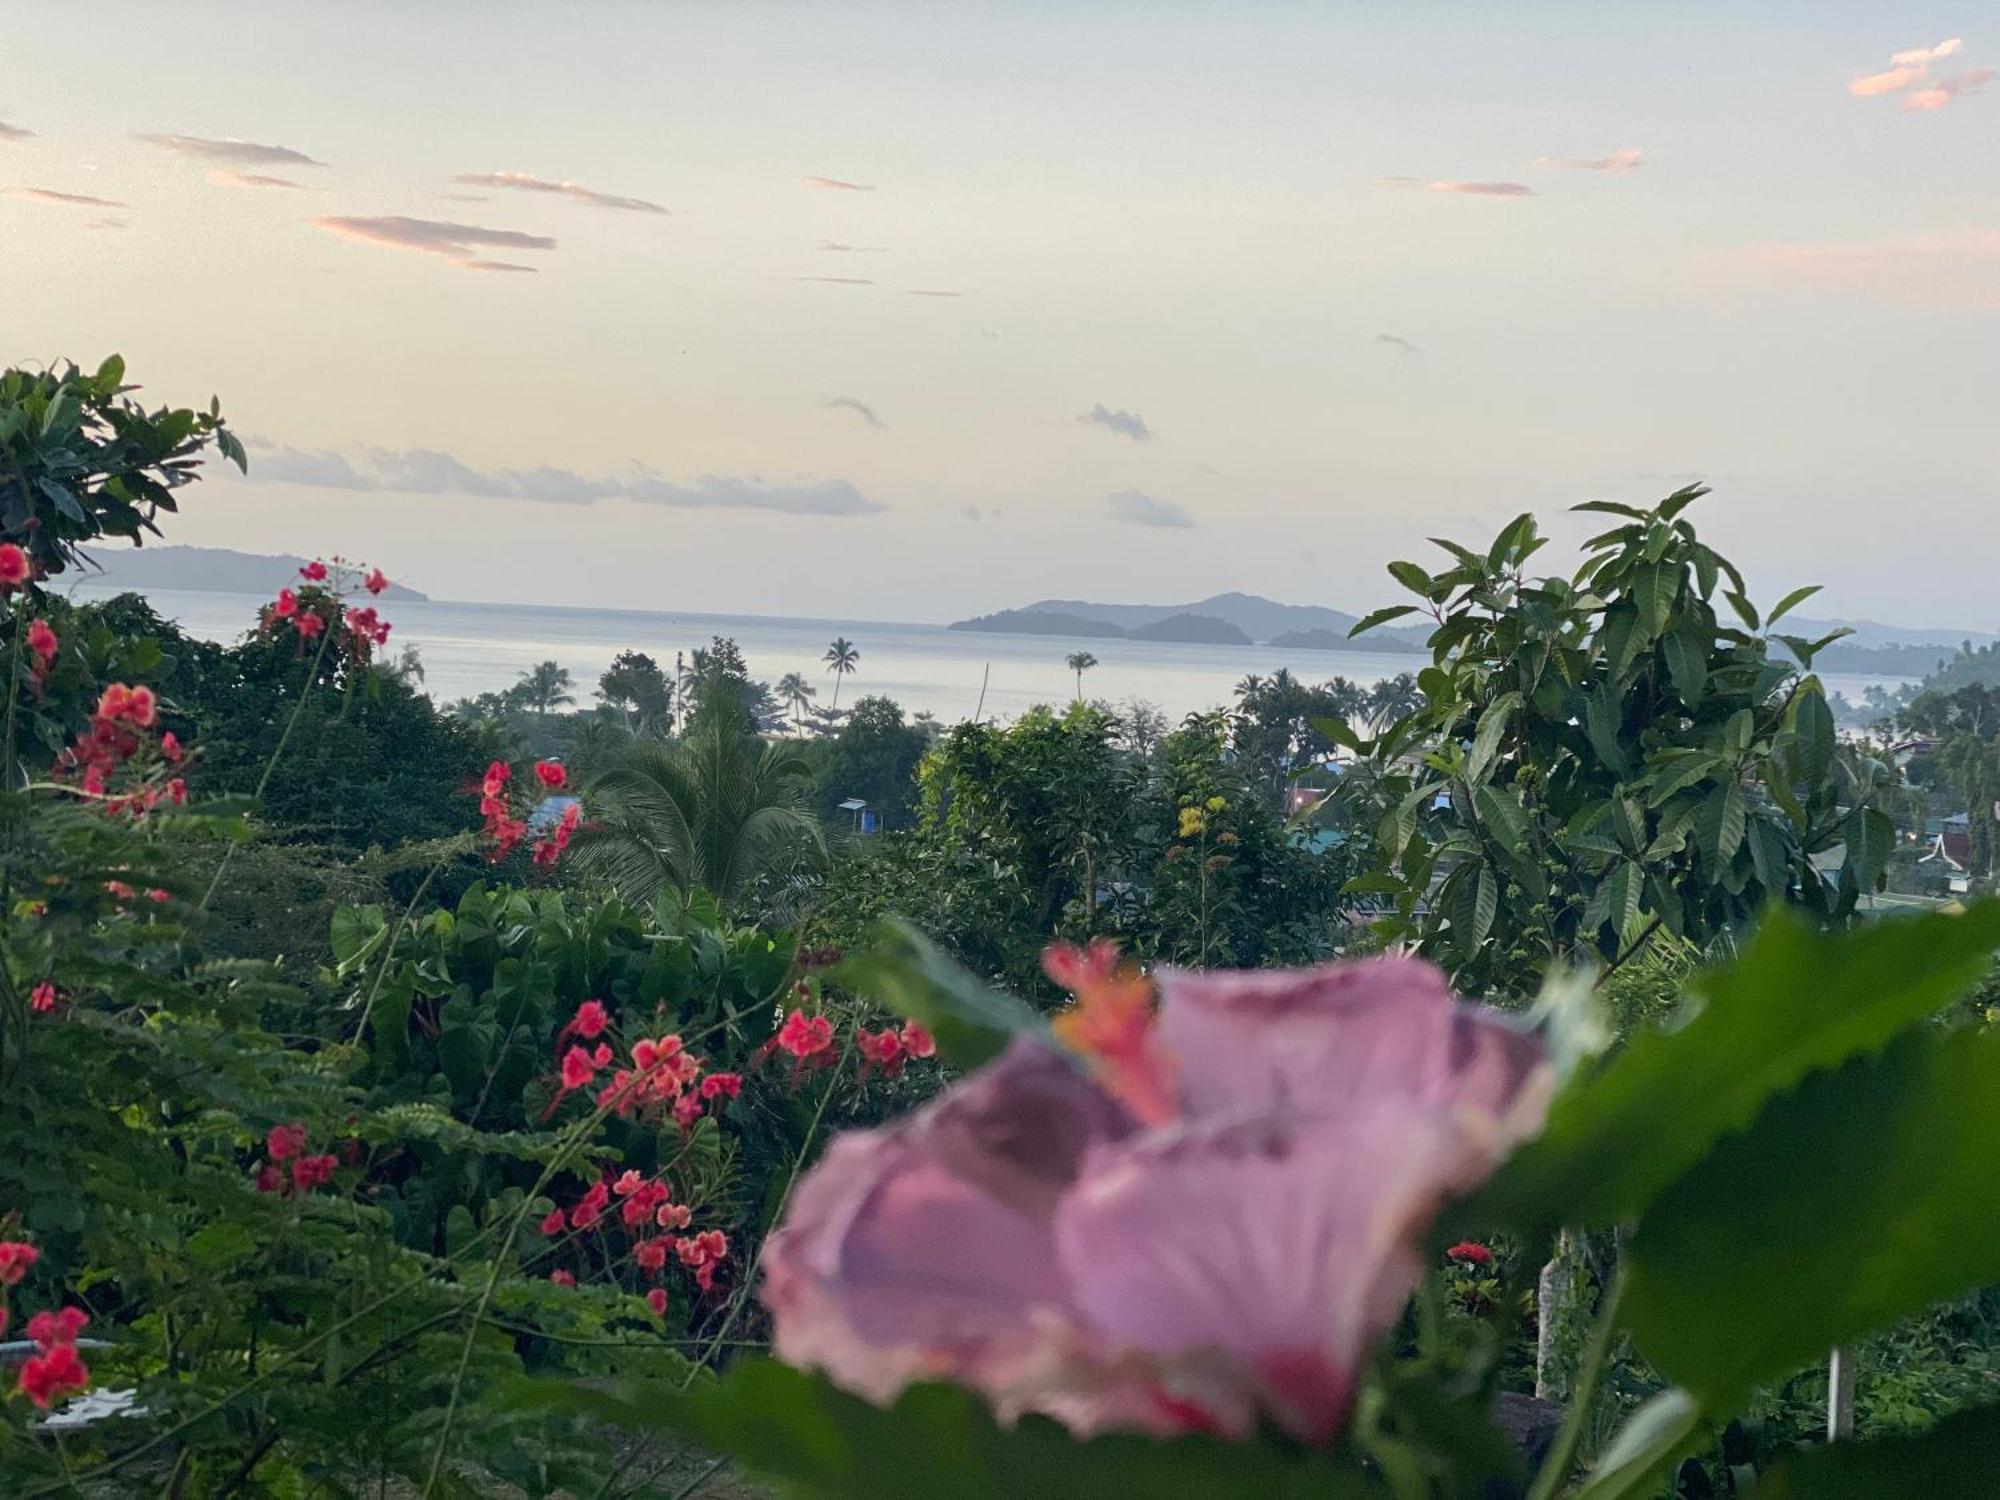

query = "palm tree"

[
  {"left": 571, "top": 718, "right": 823, "bottom": 909},
  {"left": 1066, "top": 650, "right": 1098, "bottom": 701},
  {"left": 513, "top": 660, "right": 575, "bottom": 718},
  {"left": 777, "top": 672, "right": 817, "bottom": 736},
  {"left": 1364, "top": 672, "right": 1423, "bottom": 731},
  {"left": 823, "top": 637, "right": 860, "bottom": 714}
]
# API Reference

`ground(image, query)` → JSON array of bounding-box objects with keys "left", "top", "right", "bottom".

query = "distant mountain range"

[
  {"left": 75, "top": 546, "right": 430, "bottom": 602},
  {"left": 949, "top": 594, "right": 1993, "bottom": 671},
  {"left": 949, "top": 592, "right": 1429, "bottom": 650}
]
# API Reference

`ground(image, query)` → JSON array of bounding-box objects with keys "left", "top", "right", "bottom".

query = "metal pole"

[{"left": 1827, "top": 1346, "right": 1855, "bottom": 1440}]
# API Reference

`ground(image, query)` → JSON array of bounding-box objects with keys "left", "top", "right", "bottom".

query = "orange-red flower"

[{"left": 0, "top": 544, "right": 31, "bottom": 588}]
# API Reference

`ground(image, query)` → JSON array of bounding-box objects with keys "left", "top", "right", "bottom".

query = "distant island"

[
  {"left": 74, "top": 545, "right": 430, "bottom": 602},
  {"left": 949, "top": 591, "right": 1430, "bottom": 649}
]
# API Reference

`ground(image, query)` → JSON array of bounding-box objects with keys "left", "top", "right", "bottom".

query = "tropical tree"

[
  {"left": 1363, "top": 672, "right": 1423, "bottom": 730},
  {"left": 598, "top": 649, "right": 672, "bottom": 734},
  {"left": 1335, "top": 486, "right": 1886, "bottom": 1000},
  {"left": 1065, "top": 650, "right": 1098, "bottom": 701},
  {"left": 571, "top": 717, "right": 822, "bottom": 908},
  {"left": 823, "top": 636, "right": 860, "bottom": 713},
  {"left": 778, "top": 671, "right": 818, "bottom": 735},
  {"left": 1937, "top": 730, "right": 2000, "bottom": 882},
  {"left": 513, "top": 659, "right": 576, "bottom": 718}
]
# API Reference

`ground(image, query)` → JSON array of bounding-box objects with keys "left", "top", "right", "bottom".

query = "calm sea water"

[{"left": 64, "top": 586, "right": 1916, "bottom": 725}]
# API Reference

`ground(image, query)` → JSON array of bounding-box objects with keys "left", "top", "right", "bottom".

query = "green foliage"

[
  {"left": 1341, "top": 488, "right": 1883, "bottom": 997},
  {"left": 1755, "top": 1400, "right": 2000, "bottom": 1496},
  {"left": 834, "top": 919, "right": 1046, "bottom": 1068},
  {"left": 814, "top": 695, "right": 929, "bottom": 828},
  {"left": 598, "top": 648, "right": 673, "bottom": 734},
  {"left": 0, "top": 355, "right": 243, "bottom": 579}
]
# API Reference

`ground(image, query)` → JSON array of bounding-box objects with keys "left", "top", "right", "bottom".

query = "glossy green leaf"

[
  {"left": 1571, "top": 1390, "right": 1700, "bottom": 1500},
  {"left": 836, "top": 919, "right": 1048, "bottom": 1068},
  {"left": 1627, "top": 1028, "right": 2000, "bottom": 1407},
  {"left": 508, "top": 1361, "right": 1386, "bottom": 1500},
  {"left": 1348, "top": 604, "right": 1420, "bottom": 638},
  {"left": 1466, "top": 903, "right": 2000, "bottom": 1234},
  {"left": 1764, "top": 583, "right": 1821, "bottom": 628}
]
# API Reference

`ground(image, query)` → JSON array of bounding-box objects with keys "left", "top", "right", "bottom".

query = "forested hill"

[{"left": 81, "top": 545, "right": 431, "bottom": 601}]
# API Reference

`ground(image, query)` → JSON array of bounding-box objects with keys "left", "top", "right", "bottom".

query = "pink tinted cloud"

[
  {"left": 1378, "top": 176, "right": 1533, "bottom": 197},
  {"left": 451, "top": 171, "right": 667, "bottom": 213},
  {"left": 310, "top": 215, "right": 555, "bottom": 272},
  {"left": 1534, "top": 148, "right": 1643, "bottom": 173},
  {"left": 209, "top": 169, "right": 301, "bottom": 190},
  {"left": 795, "top": 275, "right": 873, "bottom": 285},
  {"left": 1849, "top": 38, "right": 1974, "bottom": 99},
  {"left": 1904, "top": 67, "right": 1995, "bottom": 111},
  {"left": 1742, "top": 230, "right": 2000, "bottom": 310},
  {"left": 801, "top": 175, "right": 875, "bottom": 192},
  {"left": 138, "top": 133, "right": 326, "bottom": 167},
  {"left": 6, "top": 186, "right": 127, "bottom": 208},
  {"left": 0, "top": 121, "right": 33, "bottom": 142}
]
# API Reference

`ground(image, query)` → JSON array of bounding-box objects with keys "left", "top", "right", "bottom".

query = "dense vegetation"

[{"left": 5, "top": 358, "right": 2000, "bottom": 1496}]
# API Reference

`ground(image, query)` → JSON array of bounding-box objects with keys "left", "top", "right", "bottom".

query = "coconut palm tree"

[
  {"left": 823, "top": 637, "right": 860, "bottom": 714},
  {"left": 777, "top": 672, "right": 818, "bottom": 736},
  {"left": 1066, "top": 650, "right": 1098, "bottom": 701},
  {"left": 1364, "top": 672, "right": 1423, "bottom": 731},
  {"left": 513, "top": 660, "right": 576, "bottom": 718},
  {"left": 570, "top": 718, "right": 823, "bottom": 909}
]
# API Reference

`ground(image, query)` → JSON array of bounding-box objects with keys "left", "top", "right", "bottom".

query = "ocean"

[{"left": 63, "top": 586, "right": 1918, "bottom": 726}]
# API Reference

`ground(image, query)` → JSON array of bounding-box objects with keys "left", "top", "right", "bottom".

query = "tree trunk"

[{"left": 1535, "top": 1231, "right": 1577, "bottom": 1401}]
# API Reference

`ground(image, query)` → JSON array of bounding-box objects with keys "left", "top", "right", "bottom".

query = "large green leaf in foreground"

[
  {"left": 513, "top": 1359, "right": 1386, "bottom": 1500},
  {"left": 1756, "top": 1400, "right": 2000, "bottom": 1497},
  {"left": 833, "top": 918, "right": 1048, "bottom": 1068},
  {"left": 1624, "top": 1027, "right": 2000, "bottom": 1407},
  {"left": 1468, "top": 902, "right": 2000, "bottom": 1233}
]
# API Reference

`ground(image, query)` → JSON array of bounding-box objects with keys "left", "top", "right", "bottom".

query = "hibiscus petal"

[
  {"left": 1156, "top": 956, "right": 1546, "bottom": 1124},
  {"left": 1054, "top": 1103, "right": 1491, "bottom": 1442},
  {"left": 765, "top": 1040, "right": 1134, "bottom": 1400}
]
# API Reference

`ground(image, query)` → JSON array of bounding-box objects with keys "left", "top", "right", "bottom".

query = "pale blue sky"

[{"left": 4, "top": 4, "right": 1995, "bottom": 623}]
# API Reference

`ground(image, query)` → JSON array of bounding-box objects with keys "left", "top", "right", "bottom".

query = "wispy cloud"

[
  {"left": 1849, "top": 38, "right": 1983, "bottom": 105},
  {"left": 818, "top": 239, "right": 886, "bottom": 253},
  {"left": 906, "top": 288, "right": 963, "bottom": 298},
  {"left": 138, "top": 133, "right": 326, "bottom": 167},
  {"left": 1534, "top": 148, "right": 1644, "bottom": 172},
  {"left": 1079, "top": 403, "right": 1152, "bottom": 441},
  {"left": 208, "top": 169, "right": 302, "bottom": 190},
  {"left": 310, "top": 215, "right": 556, "bottom": 272},
  {"left": 1374, "top": 332, "right": 1422, "bottom": 356},
  {"left": 0, "top": 121, "right": 33, "bottom": 142},
  {"left": 244, "top": 441, "right": 888, "bottom": 516},
  {"left": 451, "top": 171, "right": 668, "bottom": 214},
  {"left": 1905, "top": 67, "right": 1995, "bottom": 111},
  {"left": 1105, "top": 489, "right": 1193, "bottom": 528},
  {"left": 800, "top": 175, "right": 875, "bottom": 192},
  {"left": 1379, "top": 176, "right": 1533, "bottom": 197},
  {"left": 822, "top": 395, "right": 886, "bottom": 430},
  {"left": 6, "top": 186, "right": 127, "bottom": 208},
  {"left": 795, "top": 275, "right": 873, "bottom": 285},
  {"left": 1740, "top": 230, "right": 2000, "bottom": 310}
]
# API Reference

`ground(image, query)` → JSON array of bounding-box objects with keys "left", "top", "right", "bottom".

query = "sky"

[{"left": 3, "top": 3, "right": 1997, "bottom": 625}]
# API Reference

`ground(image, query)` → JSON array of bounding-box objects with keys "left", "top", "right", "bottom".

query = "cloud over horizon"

[
  {"left": 1105, "top": 489, "right": 1193, "bottom": 528},
  {"left": 800, "top": 175, "right": 875, "bottom": 192},
  {"left": 1906, "top": 67, "right": 1995, "bottom": 112},
  {"left": 1534, "top": 148, "right": 1644, "bottom": 172},
  {"left": 1849, "top": 38, "right": 1988, "bottom": 110},
  {"left": 1079, "top": 403, "right": 1151, "bottom": 441},
  {"left": 818, "top": 239, "right": 886, "bottom": 253},
  {"left": 796, "top": 275, "right": 873, "bottom": 285},
  {"left": 310, "top": 215, "right": 556, "bottom": 272},
  {"left": 1375, "top": 332, "right": 1422, "bottom": 355},
  {"left": 821, "top": 395, "right": 886, "bottom": 430},
  {"left": 6, "top": 186, "right": 127, "bottom": 208},
  {"left": 1741, "top": 230, "right": 2000, "bottom": 310},
  {"left": 451, "top": 171, "right": 668, "bottom": 213},
  {"left": 209, "top": 169, "right": 302, "bottom": 190},
  {"left": 138, "top": 133, "right": 326, "bottom": 167},
  {"left": 0, "top": 121, "right": 33, "bottom": 142},
  {"left": 1379, "top": 176, "right": 1533, "bottom": 197},
  {"left": 244, "top": 440, "right": 888, "bottom": 516}
]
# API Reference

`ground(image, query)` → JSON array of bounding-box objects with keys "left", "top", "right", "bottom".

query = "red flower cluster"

[
  {"left": 1446, "top": 1241, "right": 1495, "bottom": 1267},
  {"left": 54, "top": 681, "right": 187, "bottom": 818},
  {"left": 0, "top": 1239, "right": 37, "bottom": 1286},
  {"left": 677, "top": 1229, "right": 730, "bottom": 1292},
  {"left": 25, "top": 617, "right": 57, "bottom": 684},
  {"left": 855, "top": 1020, "right": 936, "bottom": 1080},
  {"left": 262, "top": 559, "right": 395, "bottom": 663},
  {"left": 475, "top": 759, "right": 584, "bottom": 867},
  {"left": 29, "top": 980, "right": 59, "bottom": 1015},
  {"left": 17, "top": 1302, "right": 90, "bottom": 1409},
  {"left": 253, "top": 1122, "right": 339, "bottom": 1195},
  {"left": 0, "top": 543, "right": 34, "bottom": 589}
]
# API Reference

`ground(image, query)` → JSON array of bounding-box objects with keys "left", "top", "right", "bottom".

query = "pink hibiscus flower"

[{"left": 761, "top": 953, "right": 1547, "bottom": 1445}]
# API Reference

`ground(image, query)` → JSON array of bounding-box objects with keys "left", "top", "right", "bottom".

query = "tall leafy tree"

[
  {"left": 597, "top": 649, "right": 672, "bottom": 734},
  {"left": 572, "top": 717, "right": 822, "bottom": 909},
  {"left": 1336, "top": 487, "right": 1888, "bottom": 998},
  {"left": 815, "top": 695, "right": 929, "bottom": 828}
]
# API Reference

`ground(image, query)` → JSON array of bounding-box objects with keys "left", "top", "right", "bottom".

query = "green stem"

[
  {"left": 1527, "top": 1263, "right": 1628, "bottom": 1500},
  {"left": 3, "top": 593, "right": 27, "bottom": 792},
  {"left": 350, "top": 852, "right": 450, "bottom": 1041}
]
